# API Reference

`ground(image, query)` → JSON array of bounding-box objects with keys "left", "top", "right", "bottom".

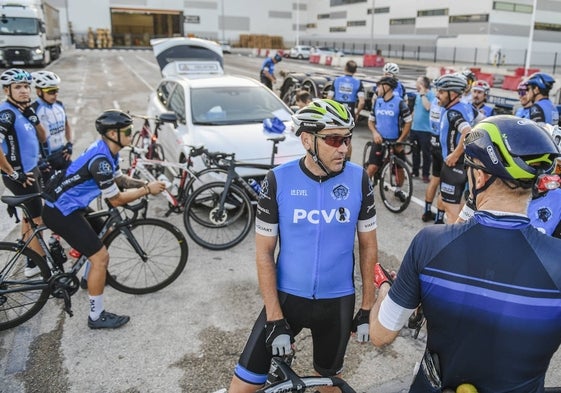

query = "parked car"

[
  {"left": 311, "top": 46, "right": 344, "bottom": 57},
  {"left": 218, "top": 40, "right": 231, "bottom": 54},
  {"left": 289, "top": 45, "right": 312, "bottom": 60},
  {"left": 147, "top": 37, "right": 305, "bottom": 177}
]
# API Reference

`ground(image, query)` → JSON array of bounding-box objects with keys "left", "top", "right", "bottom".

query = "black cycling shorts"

[
  {"left": 2, "top": 167, "right": 42, "bottom": 219},
  {"left": 234, "top": 292, "right": 355, "bottom": 385},
  {"left": 367, "top": 140, "right": 406, "bottom": 168},
  {"left": 42, "top": 205, "right": 104, "bottom": 258},
  {"left": 439, "top": 159, "right": 467, "bottom": 204},
  {"left": 430, "top": 136, "right": 443, "bottom": 178}
]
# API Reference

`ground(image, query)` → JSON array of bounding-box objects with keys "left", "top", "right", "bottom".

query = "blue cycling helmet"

[
  {"left": 274, "top": 53, "right": 282, "bottom": 62},
  {"left": 526, "top": 72, "right": 556, "bottom": 94}
]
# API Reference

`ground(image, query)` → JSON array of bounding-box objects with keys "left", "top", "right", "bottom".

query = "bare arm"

[
  {"left": 256, "top": 233, "right": 283, "bottom": 321},
  {"left": 357, "top": 229, "right": 378, "bottom": 311},
  {"left": 369, "top": 284, "right": 400, "bottom": 347},
  {"left": 65, "top": 119, "right": 73, "bottom": 144},
  {"left": 107, "top": 177, "right": 165, "bottom": 207}
]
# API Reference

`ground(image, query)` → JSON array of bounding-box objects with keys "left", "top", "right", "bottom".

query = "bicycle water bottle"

[
  {"left": 248, "top": 178, "right": 261, "bottom": 194},
  {"left": 170, "top": 177, "right": 180, "bottom": 196},
  {"left": 157, "top": 173, "right": 171, "bottom": 189},
  {"left": 48, "top": 235, "right": 67, "bottom": 269}
]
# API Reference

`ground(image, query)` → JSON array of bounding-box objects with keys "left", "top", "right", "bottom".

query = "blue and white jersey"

[
  {"left": 529, "top": 189, "right": 561, "bottom": 237},
  {"left": 429, "top": 96, "right": 442, "bottom": 135},
  {"left": 530, "top": 98, "right": 560, "bottom": 126},
  {"left": 473, "top": 103, "right": 495, "bottom": 118},
  {"left": 439, "top": 101, "right": 473, "bottom": 158},
  {"left": 255, "top": 159, "right": 376, "bottom": 299},
  {"left": 45, "top": 139, "right": 122, "bottom": 216},
  {"left": 515, "top": 106, "right": 530, "bottom": 119},
  {"left": 32, "top": 98, "right": 67, "bottom": 156},
  {"left": 0, "top": 101, "right": 40, "bottom": 173},
  {"left": 387, "top": 211, "right": 561, "bottom": 392},
  {"left": 369, "top": 94, "right": 412, "bottom": 140},
  {"left": 331, "top": 75, "right": 364, "bottom": 105},
  {"left": 260, "top": 57, "right": 276, "bottom": 77}
]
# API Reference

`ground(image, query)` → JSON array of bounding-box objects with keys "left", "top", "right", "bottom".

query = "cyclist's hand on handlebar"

[
  {"left": 351, "top": 309, "right": 370, "bottom": 343},
  {"left": 265, "top": 318, "right": 294, "bottom": 356}
]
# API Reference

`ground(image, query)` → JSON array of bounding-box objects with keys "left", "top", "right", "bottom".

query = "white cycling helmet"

[
  {"left": 31, "top": 70, "right": 61, "bottom": 89},
  {"left": 383, "top": 62, "right": 400, "bottom": 76},
  {"left": 0, "top": 68, "right": 32, "bottom": 86}
]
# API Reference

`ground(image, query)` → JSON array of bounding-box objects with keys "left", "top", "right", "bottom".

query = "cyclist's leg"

[
  {"left": 418, "top": 132, "right": 433, "bottom": 180},
  {"left": 366, "top": 142, "right": 384, "bottom": 179},
  {"left": 422, "top": 144, "right": 443, "bottom": 222},
  {"left": 409, "top": 130, "right": 421, "bottom": 176},
  {"left": 439, "top": 161, "right": 467, "bottom": 223},
  {"left": 394, "top": 149, "right": 408, "bottom": 187}
]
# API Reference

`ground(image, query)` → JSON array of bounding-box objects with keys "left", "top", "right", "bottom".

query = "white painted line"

[{"left": 118, "top": 55, "right": 155, "bottom": 91}]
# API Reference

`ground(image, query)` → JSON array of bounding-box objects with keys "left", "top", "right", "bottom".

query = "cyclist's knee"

[{"left": 89, "top": 247, "right": 110, "bottom": 268}]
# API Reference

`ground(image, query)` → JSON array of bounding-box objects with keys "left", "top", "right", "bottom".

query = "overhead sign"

[{"left": 185, "top": 15, "right": 200, "bottom": 24}]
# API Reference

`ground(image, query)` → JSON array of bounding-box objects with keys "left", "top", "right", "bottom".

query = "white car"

[
  {"left": 311, "top": 46, "right": 344, "bottom": 57},
  {"left": 289, "top": 45, "right": 312, "bottom": 60},
  {"left": 147, "top": 37, "right": 304, "bottom": 178},
  {"left": 218, "top": 40, "right": 231, "bottom": 54}
]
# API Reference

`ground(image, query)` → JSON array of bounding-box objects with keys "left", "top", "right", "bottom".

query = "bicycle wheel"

[
  {"left": 183, "top": 181, "right": 253, "bottom": 250},
  {"left": 362, "top": 141, "right": 373, "bottom": 170},
  {"left": 0, "top": 243, "right": 51, "bottom": 330},
  {"left": 128, "top": 130, "right": 142, "bottom": 167},
  {"left": 379, "top": 156, "right": 413, "bottom": 213},
  {"left": 145, "top": 143, "right": 166, "bottom": 177},
  {"left": 104, "top": 219, "right": 188, "bottom": 294}
]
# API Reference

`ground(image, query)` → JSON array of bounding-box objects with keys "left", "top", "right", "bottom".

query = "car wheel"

[{"left": 297, "top": 54, "right": 303, "bottom": 60}]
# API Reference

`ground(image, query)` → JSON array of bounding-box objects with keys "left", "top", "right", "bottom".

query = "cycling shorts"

[
  {"left": 430, "top": 138, "right": 443, "bottom": 178},
  {"left": 234, "top": 292, "right": 355, "bottom": 385},
  {"left": 42, "top": 205, "right": 105, "bottom": 257},
  {"left": 2, "top": 167, "right": 42, "bottom": 219},
  {"left": 439, "top": 159, "right": 467, "bottom": 204},
  {"left": 367, "top": 140, "right": 406, "bottom": 168}
]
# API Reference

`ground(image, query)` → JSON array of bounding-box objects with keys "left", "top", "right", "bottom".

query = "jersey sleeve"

[
  {"left": 399, "top": 100, "right": 413, "bottom": 123},
  {"left": 255, "top": 170, "right": 279, "bottom": 237},
  {"left": 0, "top": 109, "right": 16, "bottom": 142},
  {"left": 357, "top": 170, "right": 377, "bottom": 232},
  {"left": 447, "top": 109, "right": 470, "bottom": 133},
  {"left": 88, "top": 156, "right": 119, "bottom": 200}
]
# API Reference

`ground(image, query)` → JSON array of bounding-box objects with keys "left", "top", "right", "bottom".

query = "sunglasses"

[
  {"left": 43, "top": 89, "right": 59, "bottom": 95},
  {"left": 314, "top": 133, "right": 352, "bottom": 148},
  {"left": 119, "top": 126, "right": 133, "bottom": 137},
  {"left": 518, "top": 89, "right": 527, "bottom": 97}
]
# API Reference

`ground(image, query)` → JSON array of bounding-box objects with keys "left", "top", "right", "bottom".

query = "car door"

[{"left": 163, "top": 83, "right": 190, "bottom": 162}]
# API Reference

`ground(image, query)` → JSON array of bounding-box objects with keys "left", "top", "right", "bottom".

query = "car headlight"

[{"left": 31, "top": 47, "right": 43, "bottom": 60}]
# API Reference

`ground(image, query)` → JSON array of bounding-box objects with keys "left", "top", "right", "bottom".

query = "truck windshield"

[{"left": 0, "top": 17, "right": 39, "bottom": 35}]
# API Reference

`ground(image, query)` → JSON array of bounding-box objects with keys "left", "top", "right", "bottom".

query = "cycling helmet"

[
  {"left": 434, "top": 74, "right": 467, "bottom": 93},
  {"left": 461, "top": 69, "right": 477, "bottom": 84},
  {"left": 274, "top": 53, "right": 282, "bottom": 62},
  {"left": 377, "top": 76, "right": 398, "bottom": 90},
  {"left": 0, "top": 68, "right": 32, "bottom": 86},
  {"left": 95, "top": 110, "right": 133, "bottom": 135},
  {"left": 464, "top": 115, "right": 560, "bottom": 183},
  {"left": 526, "top": 72, "right": 555, "bottom": 93},
  {"left": 292, "top": 99, "right": 354, "bottom": 136},
  {"left": 383, "top": 62, "right": 400, "bottom": 76},
  {"left": 31, "top": 70, "right": 61, "bottom": 89},
  {"left": 472, "top": 80, "right": 490, "bottom": 95}
]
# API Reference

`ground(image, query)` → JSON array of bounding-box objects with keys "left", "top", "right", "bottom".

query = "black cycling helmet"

[
  {"left": 274, "top": 53, "right": 282, "bottom": 62},
  {"left": 526, "top": 72, "right": 556, "bottom": 94},
  {"left": 95, "top": 110, "right": 133, "bottom": 135},
  {"left": 434, "top": 74, "right": 467, "bottom": 93},
  {"left": 292, "top": 99, "right": 354, "bottom": 137},
  {"left": 377, "top": 76, "right": 398, "bottom": 90},
  {"left": 464, "top": 115, "right": 560, "bottom": 184}
]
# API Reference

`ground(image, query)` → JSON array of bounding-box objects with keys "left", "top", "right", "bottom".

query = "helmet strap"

[
  {"left": 307, "top": 135, "right": 345, "bottom": 177},
  {"left": 103, "top": 131, "right": 125, "bottom": 149},
  {"left": 469, "top": 167, "right": 497, "bottom": 206},
  {"left": 6, "top": 86, "right": 30, "bottom": 106}
]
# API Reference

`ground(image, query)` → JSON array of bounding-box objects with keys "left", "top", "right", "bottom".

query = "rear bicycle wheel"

[
  {"left": 128, "top": 130, "right": 142, "bottom": 167},
  {"left": 104, "top": 219, "right": 188, "bottom": 294},
  {"left": 0, "top": 243, "right": 51, "bottom": 330},
  {"left": 379, "top": 156, "right": 412, "bottom": 213},
  {"left": 183, "top": 181, "right": 253, "bottom": 250}
]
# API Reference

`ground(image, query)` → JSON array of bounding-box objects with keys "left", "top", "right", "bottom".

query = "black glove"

[
  {"left": 265, "top": 318, "right": 294, "bottom": 356},
  {"left": 63, "top": 142, "right": 73, "bottom": 156},
  {"left": 351, "top": 309, "right": 370, "bottom": 342},
  {"left": 8, "top": 170, "right": 30, "bottom": 184},
  {"left": 38, "top": 159, "right": 52, "bottom": 174},
  {"left": 22, "top": 106, "right": 40, "bottom": 126}
]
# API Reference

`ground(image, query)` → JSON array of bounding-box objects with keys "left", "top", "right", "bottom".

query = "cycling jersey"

[
  {"left": 530, "top": 98, "right": 560, "bottom": 126},
  {"left": 255, "top": 158, "right": 377, "bottom": 299},
  {"left": 472, "top": 103, "right": 494, "bottom": 118},
  {"left": 369, "top": 94, "right": 412, "bottom": 140},
  {"left": 429, "top": 97, "right": 442, "bottom": 135},
  {"left": 394, "top": 81, "right": 406, "bottom": 99},
  {"left": 384, "top": 211, "right": 561, "bottom": 392},
  {"left": 528, "top": 188, "right": 561, "bottom": 238},
  {"left": 515, "top": 106, "right": 530, "bottom": 119},
  {"left": 45, "top": 139, "right": 121, "bottom": 216},
  {"left": 439, "top": 101, "right": 473, "bottom": 158},
  {"left": 0, "top": 101, "right": 40, "bottom": 173},
  {"left": 330, "top": 74, "right": 365, "bottom": 113},
  {"left": 32, "top": 98, "right": 67, "bottom": 156}
]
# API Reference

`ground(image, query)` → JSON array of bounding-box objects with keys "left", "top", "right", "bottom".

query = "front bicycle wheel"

[
  {"left": 379, "top": 156, "right": 413, "bottom": 213},
  {"left": 104, "top": 219, "right": 188, "bottom": 294},
  {"left": 0, "top": 243, "right": 51, "bottom": 330},
  {"left": 183, "top": 181, "right": 253, "bottom": 250}
]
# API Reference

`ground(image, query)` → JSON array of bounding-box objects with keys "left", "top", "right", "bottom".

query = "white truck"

[{"left": 0, "top": 0, "right": 61, "bottom": 67}]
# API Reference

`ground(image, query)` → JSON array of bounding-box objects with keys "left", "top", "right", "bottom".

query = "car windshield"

[{"left": 190, "top": 86, "right": 292, "bottom": 125}]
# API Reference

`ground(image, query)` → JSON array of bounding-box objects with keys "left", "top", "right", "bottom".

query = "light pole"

[
  {"left": 221, "top": 0, "right": 225, "bottom": 42},
  {"left": 295, "top": 0, "right": 300, "bottom": 46},
  {"left": 524, "top": 0, "right": 538, "bottom": 76},
  {"left": 369, "top": 0, "right": 375, "bottom": 53}
]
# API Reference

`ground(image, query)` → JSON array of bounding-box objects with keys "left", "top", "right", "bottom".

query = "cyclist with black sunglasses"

[
  {"left": 31, "top": 71, "right": 74, "bottom": 186},
  {"left": 42, "top": 109, "right": 166, "bottom": 329},
  {"left": 229, "top": 99, "right": 378, "bottom": 393}
]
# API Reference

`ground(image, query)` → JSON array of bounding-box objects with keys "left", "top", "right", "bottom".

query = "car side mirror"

[{"left": 159, "top": 112, "right": 178, "bottom": 125}]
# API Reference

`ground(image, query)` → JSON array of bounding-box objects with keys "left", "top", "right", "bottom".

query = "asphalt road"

[{"left": 0, "top": 49, "right": 560, "bottom": 393}]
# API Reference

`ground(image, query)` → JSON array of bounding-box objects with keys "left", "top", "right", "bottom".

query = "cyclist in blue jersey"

[
  {"left": 259, "top": 53, "right": 282, "bottom": 90},
  {"left": 0, "top": 68, "right": 47, "bottom": 278},
  {"left": 229, "top": 99, "right": 378, "bottom": 393},
  {"left": 370, "top": 115, "right": 561, "bottom": 392},
  {"left": 41, "top": 110, "right": 166, "bottom": 329},
  {"left": 528, "top": 174, "right": 561, "bottom": 239},
  {"left": 382, "top": 62, "right": 406, "bottom": 98},
  {"left": 365, "top": 76, "right": 412, "bottom": 195},
  {"left": 31, "top": 71, "right": 74, "bottom": 186},
  {"left": 459, "top": 69, "right": 476, "bottom": 105},
  {"left": 327, "top": 60, "right": 365, "bottom": 123},
  {"left": 526, "top": 72, "right": 559, "bottom": 126},
  {"left": 409, "top": 75, "right": 434, "bottom": 182},
  {"left": 514, "top": 81, "right": 531, "bottom": 119},
  {"left": 434, "top": 73, "right": 474, "bottom": 223},
  {"left": 471, "top": 80, "right": 495, "bottom": 119}
]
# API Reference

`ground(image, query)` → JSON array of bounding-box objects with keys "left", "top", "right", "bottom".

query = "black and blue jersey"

[
  {"left": 439, "top": 101, "right": 473, "bottom": 158},
  {"left": 530, "top": 98, "right": 560, "bottom": 126},
  {"left": 0, "top": 101, "right": 40, "bottom": 173}
]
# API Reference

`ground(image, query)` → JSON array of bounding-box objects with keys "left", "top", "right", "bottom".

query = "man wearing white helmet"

[
  {"left": 382, "top": 62, "right": 406, "bottom": 99},
  {"left": 31, "top": 70, "right": 74, "bottom": 185}
]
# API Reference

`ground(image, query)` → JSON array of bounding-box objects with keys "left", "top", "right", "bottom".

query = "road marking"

[{"left": 119, "top": 55, "right": 155, "bottom": 91}]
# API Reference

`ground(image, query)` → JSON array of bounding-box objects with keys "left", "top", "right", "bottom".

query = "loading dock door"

[{"left": 110, "top": 7, "right": 183, "bottom": 47}]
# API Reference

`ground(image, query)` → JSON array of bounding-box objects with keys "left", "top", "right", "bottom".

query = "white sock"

[{"left": 89, "top": 295, "right": 104, "bottom": 321}]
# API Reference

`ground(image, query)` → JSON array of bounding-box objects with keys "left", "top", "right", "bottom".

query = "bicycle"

[
  {"left": 362, "top": 140, "right": 413, "bottom": 213},
  {"left": 0, "top": 193, "right": 188, "bottom": 331},
  {"left": 256, "top": 355, "right": 356, "bottom": 393},
  {"left": 182, "top": 135, "right": 286, "bottom": 251}
]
